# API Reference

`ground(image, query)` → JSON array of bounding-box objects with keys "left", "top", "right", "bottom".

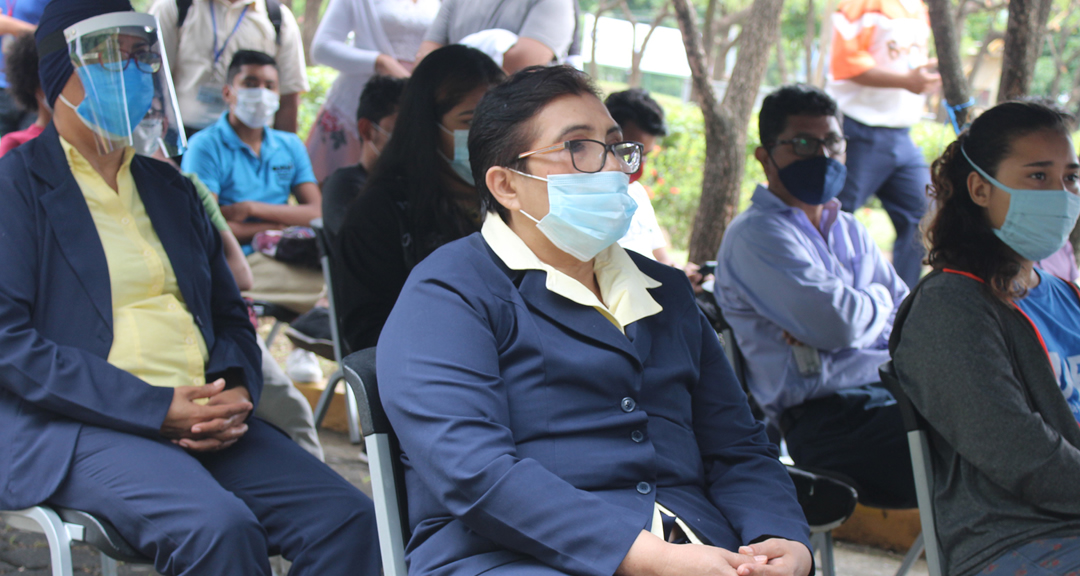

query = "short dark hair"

[
  {"left": 226, "top": 50, "right": 277, "bottom": 84},
  {"left": 5, "top": 32, "right": 38, "bottom": 112},
  {"left": 469, "top": 65, "right": 601, "bottom": 220},
  {"left": 356, "top": 75, "right": 406, "bottom": 123},
  {"left": 758, "top": 84, "right": 839, "bottom": 148},
  {"left": 604, "top": 88, "right": 666, "bottom": 136}
]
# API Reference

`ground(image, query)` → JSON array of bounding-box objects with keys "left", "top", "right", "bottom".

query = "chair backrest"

[
  {"left": 311, "top": 218, "right": 349, "bottom": 363},
  {"left": 342, "top": 348, "right": 409, "bottom": 576},
  {"left": 879, "top": 361, "right": 945, "bottom": 576}
]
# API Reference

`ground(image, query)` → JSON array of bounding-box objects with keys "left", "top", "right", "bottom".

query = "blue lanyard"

[{"left": 210, "top": 2, "right": 249, "bottom": 65}]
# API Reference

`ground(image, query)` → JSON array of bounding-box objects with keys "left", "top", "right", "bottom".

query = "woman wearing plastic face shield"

[
  {"left": 890, "top": 100, "right": 1080, "bottom": 576},
  {"left": 374, "top": 66, "right": 813, "bottom": 576},
  {"left": 0, "top": 3, "right": 380, "bottom": 575},
  {"left": 335, "top": 44, "right": 504, "bottom": 352}
]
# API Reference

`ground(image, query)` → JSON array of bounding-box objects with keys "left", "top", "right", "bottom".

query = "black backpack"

[{"left": 176, "top": 0, "right": 283, "bottom": 45}]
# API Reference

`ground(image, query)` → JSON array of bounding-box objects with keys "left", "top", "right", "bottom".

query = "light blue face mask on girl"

[
  {"left": 962, "top": 145, "right": 1080, "bottom": 261},
  {"left": 511, "top": 169, "right": 638, "bottom": 262},
  {"left": 438, "top": 123, "right": 475, "bottom": 185}
]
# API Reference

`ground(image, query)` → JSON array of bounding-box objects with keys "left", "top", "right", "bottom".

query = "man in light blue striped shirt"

[{"left": 715, "top": 84, "right": 915, "bottom": 508}]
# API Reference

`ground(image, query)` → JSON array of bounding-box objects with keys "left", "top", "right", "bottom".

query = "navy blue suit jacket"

[
  {"left": 0, "top": 126, "right": 262, "bottom": 510},
  {"left": 378, "top": 234, "right": 810, "bottom": 576}
]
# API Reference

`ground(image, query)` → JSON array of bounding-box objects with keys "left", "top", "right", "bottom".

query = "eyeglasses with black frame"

[
  {"left": 773, "top": 135, "right": 847, "bottom": 158},
  {"left": 82, "top": 49, "right": 163, "bottom": 74},
  {"left": 517, "top": 139, "right": 644, "bottom": 174}
]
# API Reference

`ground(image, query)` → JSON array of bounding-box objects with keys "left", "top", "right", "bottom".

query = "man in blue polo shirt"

[
  {"left": 183, "top": 50, "right": 320, "bottom": 249},
  {"left": 183, "top": 49, "right": 325, "bottom": 381}
]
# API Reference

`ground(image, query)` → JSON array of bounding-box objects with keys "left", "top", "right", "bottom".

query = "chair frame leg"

[
  {"left": 3, "top": 507, "right": 76, "bottom": 576},
  {"left": 894, "top": 532, "right": 924, "bottom": 576},
  {"left": 100, "top": 552, "right": 119, "bottom": 576},
  {"left": 313, "top": 370, "right": 362, "bottom": 444},
  {"left": 810, "top": 531, "right": 836, "bottom": 576}
]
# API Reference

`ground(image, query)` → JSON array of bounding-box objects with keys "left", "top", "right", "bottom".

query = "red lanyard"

[{"left": 940, "top": 268, "right": 1080, "bottom": 365}]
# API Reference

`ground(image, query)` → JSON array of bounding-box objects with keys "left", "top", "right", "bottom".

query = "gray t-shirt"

[{"left": 424, "top": 0, "right": 576, "bottom": 60}]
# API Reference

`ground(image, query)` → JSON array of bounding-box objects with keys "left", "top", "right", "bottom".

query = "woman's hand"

[
  {"left": 161, "top": 380, "right": 253, "bottom": 452},
  {"left": 735, "top": 539, "right": 813, "bottom": 576},
  {"left": 375, "top": 53, "right": 411, "bottom": 79},
  {"left": 617, "top": 530, "right": 764, "bottom": 576}
]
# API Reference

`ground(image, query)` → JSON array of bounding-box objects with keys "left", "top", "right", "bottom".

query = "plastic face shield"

[{"left": 62, "top": 12, "right": 186, "bottom": 157}]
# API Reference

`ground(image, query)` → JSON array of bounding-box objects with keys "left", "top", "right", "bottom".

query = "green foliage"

[{"left": 298, "top": 65, "right": 338, "bottom": 141}]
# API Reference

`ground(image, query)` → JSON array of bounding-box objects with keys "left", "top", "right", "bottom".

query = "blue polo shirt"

[{"left": 181, "top": 112, "right": 316, "bottom": 210}]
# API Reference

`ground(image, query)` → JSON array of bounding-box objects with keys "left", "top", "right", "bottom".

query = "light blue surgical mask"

[
  {"left": 62, "top": 64, "right": 156, "bottom": 137},
  {"left": 511, "top": 169, "right": 638, "bottom": 261},
  {"left": 438, "top": 123, "right": 474, "bottom": 185},
  {"left": 962, "top": 145, "right": 1080, "bottom": 261}
]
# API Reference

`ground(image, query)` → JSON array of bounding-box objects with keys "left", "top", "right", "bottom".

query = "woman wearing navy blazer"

[
  {"left": 378, "top": 66, "right": 812, "bottom": 576},
  {"left": 0, "top": 2, "right": 379, "bottom": 575}
]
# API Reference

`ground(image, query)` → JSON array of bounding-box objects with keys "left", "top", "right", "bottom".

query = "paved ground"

[{"left": 0, "top": 429, "right": 928, "bottom": 576}]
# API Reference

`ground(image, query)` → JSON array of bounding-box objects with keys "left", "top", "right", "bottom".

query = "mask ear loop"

[{"left": 506, "top": 167, "right": 548, "bottom": 223}]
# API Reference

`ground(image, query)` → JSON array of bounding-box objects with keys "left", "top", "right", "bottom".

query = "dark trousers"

[
  {"left": 0, "top": 88, "right": 33, "bottom": 137},
  {"left": 46, "top": 418, "right": 382, "bottom": 576},
  {"left": 783, "top": 384, "right": 917, "bottom": 509},
  {"left": 837, "top": 116, "right": 931, "bottom": 289}
]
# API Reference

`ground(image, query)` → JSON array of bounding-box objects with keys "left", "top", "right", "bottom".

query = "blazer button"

[
  {"left": 637, "top": 482, "right": 651, "bottom": 494},
  {"left": 631, "top": 430, "right": 645, "bottom": 443},
  {"left": 621, "top": 397, "right": 636, "bottom": 412}
]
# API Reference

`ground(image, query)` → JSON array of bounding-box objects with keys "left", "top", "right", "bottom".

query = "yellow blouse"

[{"left": 62, "top": 138, "right": 209, "bottom": 389}]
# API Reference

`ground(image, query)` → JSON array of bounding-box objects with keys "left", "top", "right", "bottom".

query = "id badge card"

[
  {"left": 197, "top": 83, "right": 227, "bottom": 115},
  {"left": 792, "top": 344, "right": 822, "bottom": 377}
]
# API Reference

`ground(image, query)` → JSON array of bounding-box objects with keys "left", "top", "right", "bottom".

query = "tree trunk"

[
  {"left": 628, "top": 4, "right": 671, "bottom": 88},
  {"left": 998, "top": 0, "right": 1054, "bottom": 102},
  {"left": 967, "top": 28, "right": 1002, "bottom": 86},
  {"left": 589, "top": 2, "right": 607, "bottom": 79},
  {"left": 673, "top": 0, "right": 784, "bottom": 264},
  {"left": 301, "top": 0, "right": 325, "bottom": 66},
  {"left": 804, "top": 0, "right": 815, "bottom": 81},
  {"left": 812, "top": 0, "right": 838, "bottom": 87},
  {"left": 926, "top": 0, "right": 972, "bottom": 128},
  {"left": 775, "top": 35, "right": 788, "bottom": 84}
]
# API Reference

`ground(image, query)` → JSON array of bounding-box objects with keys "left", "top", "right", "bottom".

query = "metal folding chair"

[
  {"left": 342, "top": 348, "right": 408, "bottom": 576},
  {"left": 0, "top": 505, "right": 150, "bottom": 576},
  {"left": 880, "top": 361, "right": 945, "bottom": 576},
  {"left": 310, "top": 217, "right": 362, "bottom": 444}
]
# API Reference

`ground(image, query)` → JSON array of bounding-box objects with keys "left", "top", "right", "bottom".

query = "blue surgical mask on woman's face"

[
  {"left": 510, "top": 168, "right": 638, "bottom": 262},
  {"left": 438, "top": 123, "right": 474, "bottom": 185},
  {"left": 775, "top": 155, "right": 847, "bottom": 205},
  {"left": 962, "top": 145, "right": 1080, "bottom": 261},
  {"left": 62, "top": 64, "right": 156, "bottom": 137}
]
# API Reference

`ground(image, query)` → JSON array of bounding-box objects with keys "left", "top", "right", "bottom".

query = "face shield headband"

[{"left": 41, "top": 12, "right": 187, "bottom": 157}]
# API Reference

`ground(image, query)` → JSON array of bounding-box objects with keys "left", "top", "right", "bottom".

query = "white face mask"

[
  {"left": 233, "top": 87, "right": 280, "bottom": 128},
  {"left": 131, "top": 117, "right": 165, "bottom": 156}
]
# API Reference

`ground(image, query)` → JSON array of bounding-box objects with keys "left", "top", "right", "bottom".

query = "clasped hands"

[
  {"left": 619, "top": 531, "right": 812, "bottom": 576},
  {"left": 160, "top": 379, "right": 253, "bottom": 453}
]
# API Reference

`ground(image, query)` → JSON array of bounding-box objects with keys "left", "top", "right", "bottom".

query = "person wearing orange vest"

[{"left": 828, "top": 0, "right": 940, "bottom": 290}]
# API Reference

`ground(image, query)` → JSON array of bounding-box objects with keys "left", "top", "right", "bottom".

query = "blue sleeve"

[
  {"left": 718, "top": 217, "right": 896, "bottom": 352},
  {"left": 378, "top": 263, "right": 645, "bottom": 576},
  {"left": 177, "top": 172, "right": 263, "bottom": 406},
  {"left": 180, "top": 133, "right": 224, "bottom": 197},
  {"left": 0, "top": 158, "right": 173, "bottom": 435},
  {"left": 287, "top": 134, "right": 317, "bottom": 188},
  {"left": 691, "top": 307, "right": 811, "bottom": 548}
]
